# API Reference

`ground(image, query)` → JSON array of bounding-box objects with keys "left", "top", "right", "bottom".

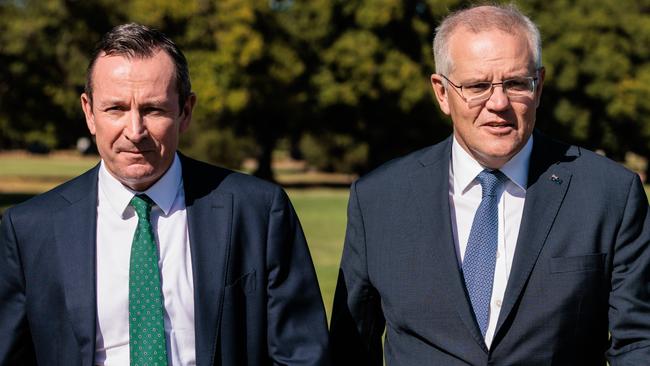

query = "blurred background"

[{"left": 1, "top": 0, "right": 649, "bottom": 316}]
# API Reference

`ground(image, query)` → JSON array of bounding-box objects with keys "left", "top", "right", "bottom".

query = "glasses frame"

[{"left": 439, "top": 72, "right": 539, "bottom": 107}]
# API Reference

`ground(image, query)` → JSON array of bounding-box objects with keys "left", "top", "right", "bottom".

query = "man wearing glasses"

[{"left": 330, "top": 4, "right": 650, "bottom": 365}]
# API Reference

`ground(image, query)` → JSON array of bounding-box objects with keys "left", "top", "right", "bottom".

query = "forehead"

[
  {"left": 448, "top": 27, "right": 534, "bottom": 75},
  {"left": 91, "top": 50, "right": 177, "bottom": 97}
]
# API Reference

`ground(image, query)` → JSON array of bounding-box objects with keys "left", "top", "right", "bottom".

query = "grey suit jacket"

[
  {"left": 0, "top": 154, "right": 330, "bottom": 365},
  {"left": 330, "top": 132, "right": 650, "bottom": 365}
]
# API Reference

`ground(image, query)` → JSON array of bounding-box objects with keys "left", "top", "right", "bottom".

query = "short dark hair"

[{"left": 84, "top": 23, "right": 191, "bottom": 111}]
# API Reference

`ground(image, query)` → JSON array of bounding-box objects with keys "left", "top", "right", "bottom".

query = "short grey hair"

[{"left": 433, "top": 4, "right": 542, "bottom": 76}]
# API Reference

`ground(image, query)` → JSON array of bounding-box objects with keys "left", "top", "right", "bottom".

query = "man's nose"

[
  {"left": 485, "top": 85, "right": 510, "bottom": 111},
  {"left": 124, "top": 110, "right": 147, "bottom": 142}
]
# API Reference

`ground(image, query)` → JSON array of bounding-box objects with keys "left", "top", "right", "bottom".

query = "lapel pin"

[{"left": 550, "top": 174, "right": 562, "bottom": 185}]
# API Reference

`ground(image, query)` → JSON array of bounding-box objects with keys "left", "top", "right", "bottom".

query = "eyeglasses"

[{"left": 439, "top": 74, "right": 538, "bottom": 107}]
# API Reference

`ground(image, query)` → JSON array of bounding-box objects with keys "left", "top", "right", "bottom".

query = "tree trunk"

[{"left": 254, "top": 137, "right": 276, "bottom": 183}]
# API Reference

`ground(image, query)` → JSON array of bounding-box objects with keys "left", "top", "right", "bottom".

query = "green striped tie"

[{"left": 129, "top": 194, "right": 169, "bottom": 365}]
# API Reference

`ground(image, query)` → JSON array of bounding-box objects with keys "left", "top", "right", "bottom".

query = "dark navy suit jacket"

[
  {"left": 0, "top": 154, "right": 330, "bottom": 365},
  {"left": 330, "top": 132, "right": 650, "bottom": 365}
]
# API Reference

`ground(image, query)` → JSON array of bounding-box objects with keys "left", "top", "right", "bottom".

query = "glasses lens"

[
  {"left": 462, "top": 82, "right": 492, "bottom": 98},
  {"left": 504, "top": 78, "right": 535, "bottom": 95},
  {"left": 459, "top": 76, "right": 536, "bottom": 107}
]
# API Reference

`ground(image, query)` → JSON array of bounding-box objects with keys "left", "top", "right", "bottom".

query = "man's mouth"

[
  {"left": 121, "top": 150, "right": 153, "bottom": 156},
  {"left": 482, "top": 122, "right": 515, "bottom": 133}
]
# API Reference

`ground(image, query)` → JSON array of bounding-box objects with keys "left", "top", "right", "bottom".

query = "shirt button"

[
  {"left": 496, "top": 251, "right": 500, "bottom": 259},
  {"left": 496, "top": 299, "right": 502, "bottom": 307}
]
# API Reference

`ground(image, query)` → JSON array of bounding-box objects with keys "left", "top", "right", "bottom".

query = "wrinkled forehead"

[{"left": 447, "top": 27, "right": 536, "bottom": 72}]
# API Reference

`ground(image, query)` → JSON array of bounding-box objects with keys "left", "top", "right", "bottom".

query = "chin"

[
  {"left": 488, "top": 138, "right": 522, "bottom": 154},
  {"left": 474, "top": 146, "right": 518, "bottom": 168},
  {"left": 119, "top": 167, "right": 159, "bottom": 189}
]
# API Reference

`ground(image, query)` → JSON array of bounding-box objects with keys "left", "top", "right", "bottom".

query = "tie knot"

[
  {"left": 130, "top": 194, "right": 154, "bottom": 220},
  {"left": 476, "top": 169, "right": 507, "bottom": 198}
]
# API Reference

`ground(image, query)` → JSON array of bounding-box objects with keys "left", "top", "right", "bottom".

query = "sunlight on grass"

[
  {"left": 287, "top": 188, "right": 348, "bottom": 320},
  {"left": 0, "top": 151, "right": 98, "bottom": 178}
]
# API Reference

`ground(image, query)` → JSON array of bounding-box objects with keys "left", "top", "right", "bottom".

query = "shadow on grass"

[{"left": 0, "top": 193, "right": 36, "bottom": 220}]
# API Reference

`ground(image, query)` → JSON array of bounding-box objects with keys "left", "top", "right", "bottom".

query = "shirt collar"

[
  {"left": 98, "top": 153, "right": 183, "bottom": 217},
  {"left": 499, "top": 136, "right": 532, "bottom": 191},
  {"left": 451, "top": 135, "right": 532, "bottom": 194}
]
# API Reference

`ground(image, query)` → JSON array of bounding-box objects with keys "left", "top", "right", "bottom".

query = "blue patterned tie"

[
  {"left": 129, "top": 194, "right": 168, "bottom": 365},
  {"left": 462, "top": 169, "right": 507, "bottom": 337}
]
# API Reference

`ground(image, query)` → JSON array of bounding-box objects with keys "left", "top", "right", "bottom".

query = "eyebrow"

[
  {"left": 96, "top": 98, "right": 173, "bottom": 109},
  {"left": 139, "top": 99, "right": 173, "bottom": 108},
  {"left": 458, "top": 73, "right": 533, "bottom": 84}
]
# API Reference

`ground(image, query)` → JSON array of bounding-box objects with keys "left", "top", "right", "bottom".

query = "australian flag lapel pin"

[{"left": 550, "top": 174, "right": 563, "bottom": 185}]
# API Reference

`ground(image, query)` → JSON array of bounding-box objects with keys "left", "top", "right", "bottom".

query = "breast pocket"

[
  {"left": 226, "top": 270, "right": 257, "bottom": 294},
  {"left": 549, "top": 253, "right": 605, "bottom": 274},
  {"left": 222, "top": 270, "right": 257, "bottom": 321}
]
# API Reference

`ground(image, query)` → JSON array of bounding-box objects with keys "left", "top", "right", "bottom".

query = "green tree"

[
  {"left": 310, "top": 0, "right": 454, "bottom": 172},
  {"left": 179, "top": 0, "right": 335, "bottom": 180},
  {"left": 3, "top": 0, "right": 649, "bottom": 179},
  {"left": 0, "top": 0, "right": 109, "bottom": 150},
  {"left": 526, "top": 0, "right": 650, "bottom": 174}
]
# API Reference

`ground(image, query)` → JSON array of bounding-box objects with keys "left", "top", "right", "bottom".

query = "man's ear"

[
  {"left": 179, "top": 93, "right": 197, "bottom": 133},
  {"left": 431, "top": 74, "right": 451, "bottom": 115},
  {"left": 80, "top": 93, "right": 96, "bottom": 135}
]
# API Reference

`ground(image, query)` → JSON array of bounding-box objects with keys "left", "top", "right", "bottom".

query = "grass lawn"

[
  {"left": 0, "top": 151, "right": 99, "bottom": 177},
  {"left": 287, "top": 188, "right": 348, "bottom": 319},
  {"left": 0, "top": 151, "right": 99, "bottom": 194}
]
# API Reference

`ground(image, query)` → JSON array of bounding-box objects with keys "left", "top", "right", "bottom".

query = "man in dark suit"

[
  {"left": 330, "top": 4, "right": 650, "bottom": 365},
  {"left": 0, "top": 23, "right": 329, "bottom": 365}
]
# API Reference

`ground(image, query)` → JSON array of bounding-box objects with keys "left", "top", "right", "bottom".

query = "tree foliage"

[
  {"left": 1, "top": 0, "right": 649, "bottom": 178},
  {"left": 311, "top": 0, "right": 452, "bottom": 172},
  {"left": 527, "top": 0, "right": 650, "bottom": 167},
  {"left": 0, "top": 0, "right": 108, "bottom": 150}
]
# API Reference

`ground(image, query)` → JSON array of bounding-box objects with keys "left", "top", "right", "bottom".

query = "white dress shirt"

[
  {"left": 449, "top": 136, "right": 532, "bottom": 348},
  {"left": 95, "top": 154, "right": 196, "bottom": 365}
]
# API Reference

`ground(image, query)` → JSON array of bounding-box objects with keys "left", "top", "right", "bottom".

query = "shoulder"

[
  {"left": 179, "top": 154, "right": 287, "bottom": 208},
  {"left": 531, "top": 133, "right": 642, "bottom": 210},
  {"left": 534, "top": 133, "right": 637, "bottom": 182},
  {"left": 3, "top": 165, "right": 99, "bottom": 222},
  {"left": 354, "top": 137, "right": 451, "bottom": 190}
]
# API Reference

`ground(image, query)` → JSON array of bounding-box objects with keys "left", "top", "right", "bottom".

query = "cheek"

[
  {"left": 516, "top": 104, "right": 537, "bottom": 129},
  {"left": 451, "top": 105, "right": 482, "bottom": 129},
  {"left": 95, "top": 122, "right": 135, "bottom": 159},
  {"left": 93, "top": 123, "right": 119, "bottom": 147},
  {"left": 150, "top": 124, "right": 181, "bottom": 149}
]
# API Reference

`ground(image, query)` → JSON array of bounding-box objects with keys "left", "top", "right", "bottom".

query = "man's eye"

[
  {"left": 464, "top": 83, "right": 491, "bottom": 92},
  {"left": 505, "top": 79, "right": 531, "bottom": 91},
  {"left": 143, "top": 107, "right": 164, "bottom": 115}
]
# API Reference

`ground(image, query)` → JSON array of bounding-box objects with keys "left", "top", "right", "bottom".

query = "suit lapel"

[
  {"left": 54, "top": 167, "right": 99, "bottom": 365},
  {"left": 182, "top": 156, "right": 233, "bottom": 366},
  {"left": 493, "top": 133, "right": 573, "bottom": 342},
  {"left": 410, "top": 138, "right": 489, "bottom": 352}
]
